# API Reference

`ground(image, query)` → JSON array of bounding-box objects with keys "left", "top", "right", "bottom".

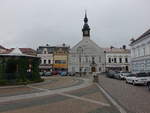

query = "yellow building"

[{"left": 53, "top": 46, "right": 69, "bottom": 71}]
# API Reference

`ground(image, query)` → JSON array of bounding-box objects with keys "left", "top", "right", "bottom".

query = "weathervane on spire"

[{"left": 82, "top": 10, "right": 90, "bottom": 37}]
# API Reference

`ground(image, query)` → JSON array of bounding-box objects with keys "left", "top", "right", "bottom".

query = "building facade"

[
  {"left": 130, "top": 29, "right": 150, "bottom": 73},
  {"left": 37, "top": 44, "right": 69, "bottom": 72},
  {"left": 68, "top": 13, "right": 105, "bottom": 73},
  {"left": 104, "top": 46, "right": 131, "bottom": 72},
  {"left": 37, "top": 45, "right": 53, "bottom": 72},
  {"left": 53, "top": 46, "right": 69, "bottom": 71}
]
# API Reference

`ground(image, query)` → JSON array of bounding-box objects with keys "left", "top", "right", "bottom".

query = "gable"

[{"left": 71, "top": 38, "right": 104, "bottom": 55}]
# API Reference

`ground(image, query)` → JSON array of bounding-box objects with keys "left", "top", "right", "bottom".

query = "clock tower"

[{"left": 82, "top": 12, "right": 90, "bottom": 38}]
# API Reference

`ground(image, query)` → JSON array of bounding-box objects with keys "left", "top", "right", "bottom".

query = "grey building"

[{"left": 130, "top": 29, "right": 150, "bottom": 73}]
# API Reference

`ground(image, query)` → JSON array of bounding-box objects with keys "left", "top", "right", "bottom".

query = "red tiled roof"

[
  {"left": 19, "top": 48, "right": 37, "bottom": 56},
  {"left": 4, "top": 48, "right": 37, "bottom": 56},
  {"left": 0, "top": 45, "right": 6, "bottom": 49}
]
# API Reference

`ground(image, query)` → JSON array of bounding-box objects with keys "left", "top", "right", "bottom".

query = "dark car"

[
  {"left": 114, "top": 73, "right": 121, "bottom": 79},
  {"left": 52, "top": 71, "right": 58, "bottom": 75},
  {"left": 68, "top": 72, "right": 75, "bottom": 76},
  {"left": 106, "top": 71, "right": 117, "bottom": 78}
]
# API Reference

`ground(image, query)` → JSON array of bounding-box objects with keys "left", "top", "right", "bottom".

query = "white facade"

[
  {"left": 37, "top": 47, "right": 53, "bottom": 71},
  {"left": 130, "top": 29, "right": 150, "bottom": 73},
  {"left": 104, "top": 47, "right": 131, "bottom": 72},
  {"left": 38, "top": 54, "right": 53, "bottom": 65},
  {"left": 68, "top": 14, "right": 105, "bottom": 73},
  {"left": 68, "top": 38, "right": 105, "bottom": 73}
]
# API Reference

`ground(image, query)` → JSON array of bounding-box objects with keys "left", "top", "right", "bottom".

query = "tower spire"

[
  {"left": 84, "top": 10, "right": 88, "bottom": 23},
  {"left": 82, "top": 11, "right": 90, "bottom": 37}
]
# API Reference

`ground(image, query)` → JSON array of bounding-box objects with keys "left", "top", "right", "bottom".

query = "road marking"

[
  {"left": 95, "top": 83, "right": 127, "bottom": 113},
  {"left": 0, "top": 78, "right": 91, "bottom": 103},
  {"left": 0, "top": 78, "right": 110, "bottom": 107},
  {"left": 27, "top": 85, "right": 49, "bottom": 92},
  {"left": 58, "top": 92, "right": 110, "bottom": 106},
  {"left": 27, "top": 84, "right": 110, "bottom": 106}
]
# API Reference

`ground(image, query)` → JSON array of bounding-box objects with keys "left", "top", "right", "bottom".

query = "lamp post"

[
  {"left": 104, "top": 51, "right": 106, "bottom": 72},
  {"left": 77, "top": 46, "right": 83, "bottom": 77}
]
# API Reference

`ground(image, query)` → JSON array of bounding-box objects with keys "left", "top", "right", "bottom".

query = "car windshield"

[
  {"left": 136, "top": 73, "right": 148, "bottom": 77},
  {"left": 127, "top": 74, "right": 136, "bottom": 77},
  {"left": 122, "top": 72, "right": 131, "bottom": 76}
]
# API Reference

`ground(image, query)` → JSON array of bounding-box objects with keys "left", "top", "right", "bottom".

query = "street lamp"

[
  {"left": 77, "top": 46, "right": 83, "bottom": 77},
  {"left": 104, "top": 51, "right": 106, "bottom": 72}
]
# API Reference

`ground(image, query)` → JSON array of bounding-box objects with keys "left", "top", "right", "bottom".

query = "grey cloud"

[{"left": 0, "top": 0, "right": 150, "bottom": 49}]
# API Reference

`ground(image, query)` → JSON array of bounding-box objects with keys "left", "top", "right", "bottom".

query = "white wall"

[{"left": 130, "top": 34, "right": 150, "bottom": 73}]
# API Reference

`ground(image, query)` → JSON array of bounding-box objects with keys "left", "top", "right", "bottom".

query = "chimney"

[{"left": 123, "top": 45, "right": 126, "bottom": 50}]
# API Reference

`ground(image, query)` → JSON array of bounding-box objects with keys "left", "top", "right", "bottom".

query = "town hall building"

[{"left": 68, "top": 13, "right": 105, "bottom": 73}]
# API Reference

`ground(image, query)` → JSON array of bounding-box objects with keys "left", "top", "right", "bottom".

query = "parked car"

[
  {"left": 45, "top": 72, "right": 52, "bottom": 76},
  {"left": 106, "top": 71, "right": 118, "bottom": 78},
  {"left": 60, "top": 71, "right": 68, "bottom": 76},
  {"left": 114, "top": 73, "right": 121, "bottom": 79},
  {"left": 39, "top": 72, "right": 44, "bottom": 76},
  {"left": 119, "top": 72, "right": 131, "bottom": 80},
  {"left": 68, "top": 72, "right": 75, "bottom": 76},
  {"left": 126, "top": 73, "right": 150, "bottom": 85},
  {"left": 52, "top": 71, "right": 58, "bottom": 75},
  {"left": 124, "top": 73, "right": 135, "bottom": 80}
]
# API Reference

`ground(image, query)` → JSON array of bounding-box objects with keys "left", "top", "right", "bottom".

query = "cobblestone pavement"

[
  {"left": 99, "top": 74, "right": 150, "bottom": 113},
  {"left": 31, "top": 76, "right": 83, "bottom": 90},
  {"left": 0, "top": 86, "right": 40, "bottom": 97},
  {"left": 0, "top": 84, "right": 120, "bottom": 113},
  {"left": 0, "top": 76, "right": 120, "bottom": 113},
  {"left": 0, "top": 76, "right": 81, "bottom": 97}
]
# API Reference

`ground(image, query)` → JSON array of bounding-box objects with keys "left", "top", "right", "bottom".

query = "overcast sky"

[{"left": 0, "top": 0, "right": 150, "bottom": 49}]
